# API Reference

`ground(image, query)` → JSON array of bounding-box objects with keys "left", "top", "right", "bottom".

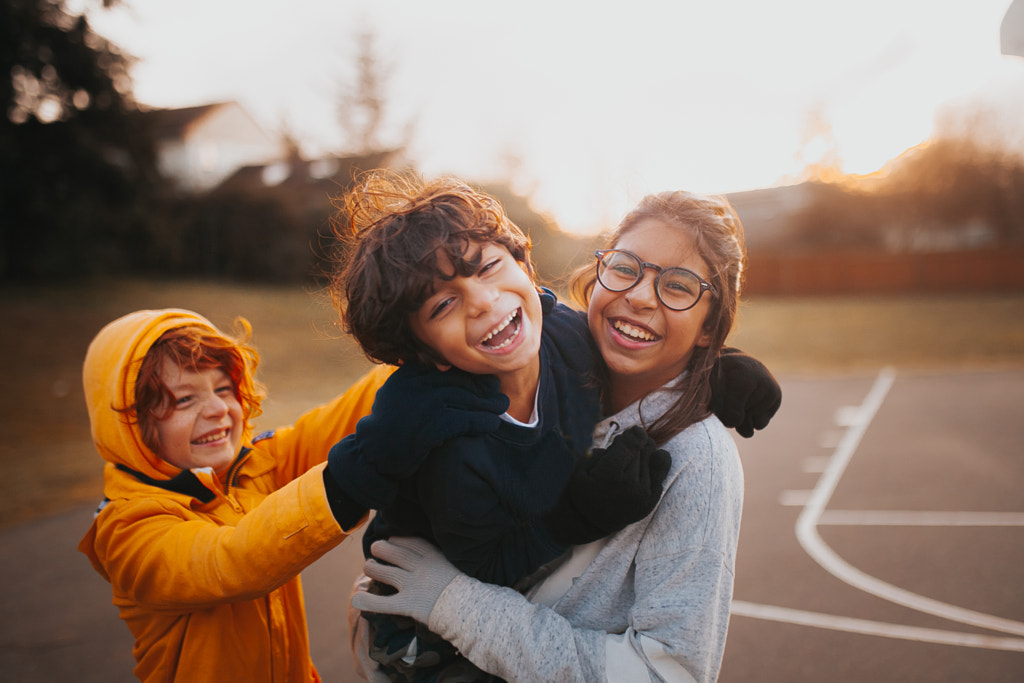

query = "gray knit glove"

[{"left": 351, "top": 537, "right": 460, "bottom": 625}]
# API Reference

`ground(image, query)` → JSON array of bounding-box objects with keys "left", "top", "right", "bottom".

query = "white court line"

[
  {"left": 818, "top": 510, "right": 1024, "bottom": 526},
  {"left": 778, "top": 490, "right": 812, "bottom": 507},
  {"left": 793, "top": 367, "right": 1024, "bottom": 638},
  {"left": 731, "top": 601, "right": 1024, "bottom": 652},
  {"left": 737, "top": 366, "right": 1024, "bottom": 651},
  {"left": 801, "top": 456, "right": 831, "bottom": 473}
]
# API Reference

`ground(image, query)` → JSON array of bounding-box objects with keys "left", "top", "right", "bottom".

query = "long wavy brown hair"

[{"left": 569, "top": 191, "right": 746, "bottom": 445}]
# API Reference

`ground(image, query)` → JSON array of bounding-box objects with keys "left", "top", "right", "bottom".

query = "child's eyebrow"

[
  {"left": 440, "top": 244, "right": 484, "bottom": 279},
  {"left": 162, "top": 369, "right": 221, "bottom": 391},
  {"left": 163, "top": 380, "right": 197, "bottom": 393}
]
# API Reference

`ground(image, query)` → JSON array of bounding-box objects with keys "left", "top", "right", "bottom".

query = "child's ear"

[
  {"left": 434, "top": 362, "right": 452, "bottom": 372},
  {"left": 696, "top": 323, "right": 713, "bottom": 348}
]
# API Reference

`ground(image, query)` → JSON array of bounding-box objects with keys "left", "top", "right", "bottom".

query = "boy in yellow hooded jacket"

[{"left": 77, "top": 309, "right": 507, "bottom": 682}]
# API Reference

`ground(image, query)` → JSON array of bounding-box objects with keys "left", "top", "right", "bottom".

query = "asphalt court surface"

[
  {"left": 720, "top": 368, "right": 1024, "bottom": 682},
  {"left": 1, "top": 368, "right": 1021, "bottom": 681}
]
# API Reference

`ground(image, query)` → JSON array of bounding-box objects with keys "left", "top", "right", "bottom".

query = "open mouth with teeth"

[
  {"left": 480, "top": 308, "right": 522, "bottom": 350},
  {"left": 192, "top": 428, "right": 229, "bottom": 445},
  {"left": 613, "top": 320, "right": 660, "bottom": 343}
]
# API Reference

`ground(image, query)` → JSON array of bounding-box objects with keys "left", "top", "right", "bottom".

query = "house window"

[
  {"left": 199, "top": 143, "right": 219, "bottom": 172},
  {"left": 262, "top": 162, "right": 290, "bottom": 186}
]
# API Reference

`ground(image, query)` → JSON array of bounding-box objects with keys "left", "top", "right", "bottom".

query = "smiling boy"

[
  {"left": 149, "top": 357, "right": 245, "bottom": 471},
  {"left": 408, "top": 239, "right": 544, "bottom": 421},
  {"left": 328, "top": 172, "right": 668, "bottom": 577},
  {"left": 326, "top": 172, "right": 672, "bottom": 681},
  {"left": 77, "top": 310, "right": 396, "bottom": 682}
]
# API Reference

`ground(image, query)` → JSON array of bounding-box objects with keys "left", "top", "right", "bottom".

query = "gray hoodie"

[{"left": 428, "top": 382, "right": 744, "bottom": 682}]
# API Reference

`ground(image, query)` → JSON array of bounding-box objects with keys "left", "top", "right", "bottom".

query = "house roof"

[
  {"left": 1003, "top": 0, "right": 1024, "bottom": 57},
  {"left": 214, "top": 149, "right": 402, "bottom": 201},
  {"left": 136, "top": 102, "right": 238, "bottom": 141}
]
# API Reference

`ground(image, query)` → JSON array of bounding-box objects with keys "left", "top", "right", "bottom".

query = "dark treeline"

[
  {"left": 3, "top": 0, "right": 1020, "bottom": 287},
  {"left": 136, "top": 168, "right": 598, "bottom": 288},
  {"left": 0, "top": 0, "right": 596, "bottom": 287},
  {"left": 2, "top": 0, "right": 158, "bottom": 281},
  {"left": 789, "top": 135, "right": 1024, "bottom": 252}
]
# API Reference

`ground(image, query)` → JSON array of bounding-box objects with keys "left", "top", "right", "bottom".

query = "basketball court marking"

[
  {"left": 730, "top": 601, "right": 1024, "bottom": 652},
  {"left": 733, "top": 367, "right": 1024, "bottom": 652},
  {"left": 816, "top": 510, "right": 1024, "bottom": 526}
]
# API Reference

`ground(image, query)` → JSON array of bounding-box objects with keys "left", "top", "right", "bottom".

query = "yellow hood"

[{"left": 82, "top": 309, "right": 226, "bottom": 481}]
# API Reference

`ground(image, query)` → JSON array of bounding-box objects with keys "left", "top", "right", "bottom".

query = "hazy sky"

[{"left": 75, "top": 0, "right": 1023, "bottom": 234}]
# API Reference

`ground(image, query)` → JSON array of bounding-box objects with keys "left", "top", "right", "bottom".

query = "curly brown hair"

[{"left": 329, "top": 170, "right": 534, "bottom": 367}]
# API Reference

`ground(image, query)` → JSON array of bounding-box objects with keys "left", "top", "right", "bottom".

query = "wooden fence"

[{"left": 743, "top": 247, "right": 1024, "bottom": 296}]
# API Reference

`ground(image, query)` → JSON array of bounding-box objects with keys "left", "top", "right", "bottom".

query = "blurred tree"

[
  {"left": 276, "top": 116, "right": 304, "bottom": 162},
  {"left": 1, "top": 0, "right": 156, "bottom": 280},
  {"left": 789, "top": 134, "right": 1024, "bottom": 251},
  {"left": 883, "top": 136, "right": 1024, "bottom": 247},
  {"left": 335, "top": 26, "right": 413, "bottom": 155},
  {"left": 477, "top": 181, "right": 598, "bottom": 290}
]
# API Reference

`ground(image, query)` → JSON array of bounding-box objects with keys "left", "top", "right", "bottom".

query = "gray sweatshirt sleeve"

[
  {"left": 430, "top": 575, "right": 609, "bottom": 682},
  {"left": 427, "top": 418, "right": 744, "bottom": 683}
]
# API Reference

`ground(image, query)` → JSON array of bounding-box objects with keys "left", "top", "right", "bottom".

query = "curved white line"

[
  {"left": 818, "top": 510, "right": 1024, "bottom": 526},
  {"left": 795, "top": 367, "right": 1024, "bottom": 638},
  {"left": 731, "top": 601, "right": 1024, "bottom": 652}
]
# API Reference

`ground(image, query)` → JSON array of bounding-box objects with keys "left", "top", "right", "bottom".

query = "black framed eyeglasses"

[{"left": 594, "top": 249, "right": 717, "bottom": 311}]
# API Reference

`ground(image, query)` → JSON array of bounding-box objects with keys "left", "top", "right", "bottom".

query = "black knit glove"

[
  {"left": 709, "top": 347, "right": 782, "bottom": 438},
  {"left": 327, "top": 363, "right": 509, "bottom": 510},
  {"left": 544, "top": 426, "right": 671, "bottom": 546}
]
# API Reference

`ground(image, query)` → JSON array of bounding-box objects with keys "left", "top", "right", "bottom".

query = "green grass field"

[{"left": 2, "top": 278, "right": 1022, "bottom": 528}]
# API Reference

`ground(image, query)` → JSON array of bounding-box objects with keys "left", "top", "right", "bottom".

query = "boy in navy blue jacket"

[{"left": 323, "top": 171, "right": 778, "bottom": 681}]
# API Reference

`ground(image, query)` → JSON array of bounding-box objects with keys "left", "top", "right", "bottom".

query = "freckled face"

[
  {"left": 152, "top": 359, "right": 244, "bottom": 473},
  {"left": 408, "top": 242, "right": 542, "bottom": 386},
  {"left": 588, "top": 218, "right": 713, "bottom": 410}
]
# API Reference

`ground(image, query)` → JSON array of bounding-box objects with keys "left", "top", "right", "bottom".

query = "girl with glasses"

[
  {"left": 576, "top": 191, "right": 746, "bottom": 445},
  {"left": 353, "top": 190, "right": 762, "bottom": 683}
]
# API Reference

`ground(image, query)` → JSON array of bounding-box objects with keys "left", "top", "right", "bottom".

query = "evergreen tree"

[{"left": 1, "top": 0, "right": 156, "bottom": 280}]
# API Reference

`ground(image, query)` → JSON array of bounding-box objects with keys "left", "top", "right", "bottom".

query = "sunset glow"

[{"left": 74, "top": 0, "right": 1024, "bottom": 234}]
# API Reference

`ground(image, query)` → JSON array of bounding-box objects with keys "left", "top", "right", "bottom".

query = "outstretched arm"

[
  {"left": 709, "top": 347, "right": 782, "bottom": 437},
  {"left": 94, "top": 465, "right": 349, "bottom": 610},
  {"left": 323, "top": 363, "right": 509, "bottom": 516}
]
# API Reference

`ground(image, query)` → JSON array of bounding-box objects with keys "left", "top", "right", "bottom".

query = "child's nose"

[
  {"left": 625, "top": 271, "right": 659, "bottom": 309},
  {"left": 465, "top": 282, "right": 499, "bottom": 316},
  {"left": 203, "top": 394, "right": 230, "bottom": 417}
]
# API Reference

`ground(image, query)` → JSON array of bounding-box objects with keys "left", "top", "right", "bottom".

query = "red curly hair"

[{"left": 130, "top": 320, "right": 264, "bottom": 455}]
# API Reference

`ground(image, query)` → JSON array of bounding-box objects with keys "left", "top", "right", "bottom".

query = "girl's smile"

[
  {"left": 589, "top": 217, "right": 713, "bottom": 413},
  {"left": 609, "top": 317, "right": 661, "bottom": 345}
]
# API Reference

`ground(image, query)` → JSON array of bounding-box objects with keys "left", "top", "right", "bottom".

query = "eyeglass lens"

[{"left": 597, "top": 251, "right": 705, "bottom": 311}]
